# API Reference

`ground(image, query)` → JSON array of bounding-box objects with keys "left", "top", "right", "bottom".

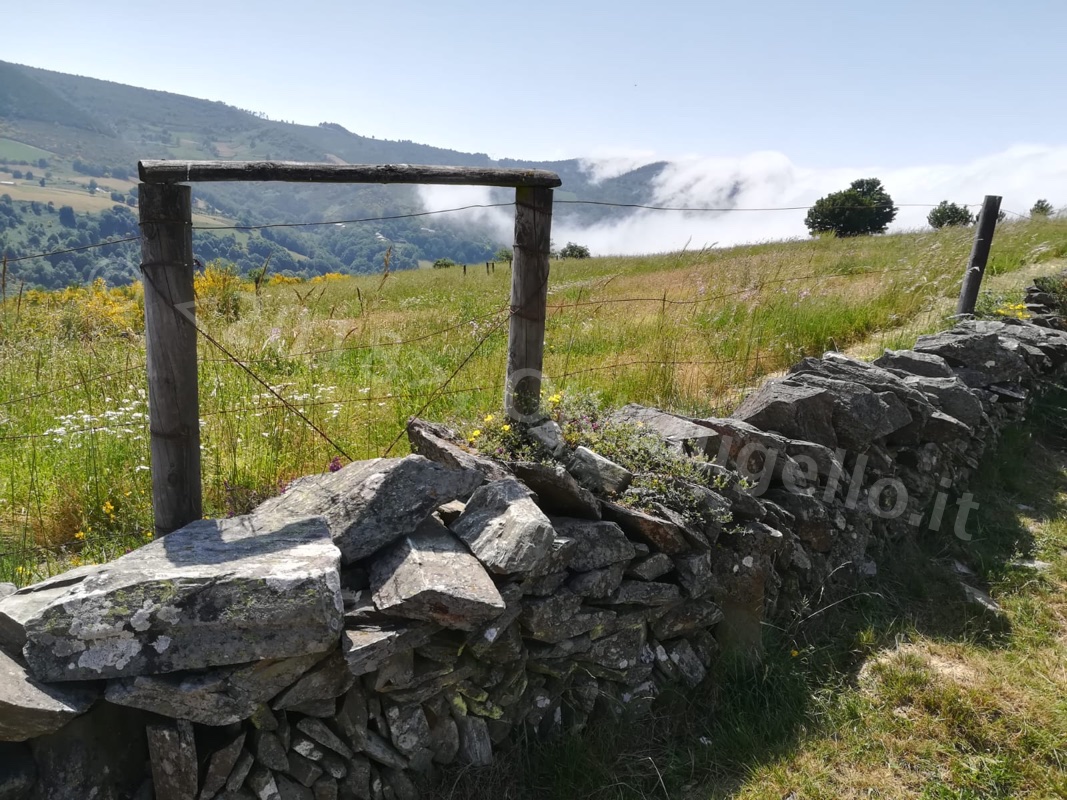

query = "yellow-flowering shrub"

[{"left": 194, "top": 260, "right": 248, "bottom": 321}]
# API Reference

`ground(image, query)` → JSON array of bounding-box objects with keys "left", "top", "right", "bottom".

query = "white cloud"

[{"left": 419, "top": 144, "right": 1067, "bottom": 256}]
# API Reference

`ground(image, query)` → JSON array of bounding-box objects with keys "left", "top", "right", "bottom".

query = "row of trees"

[{"left": 806, "top": 179, "right": 1060, "bottom": 236}]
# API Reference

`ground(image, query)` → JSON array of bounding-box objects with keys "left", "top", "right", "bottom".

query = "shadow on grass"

[{"left": 427, "top": 386, "right": 1067, "bottom": 800}]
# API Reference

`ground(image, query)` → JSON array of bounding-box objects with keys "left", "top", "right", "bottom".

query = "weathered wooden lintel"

[{"left": 138, "top": 160, "right": 562, "bottom": 188}]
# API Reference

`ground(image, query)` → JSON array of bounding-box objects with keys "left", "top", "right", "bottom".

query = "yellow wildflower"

[
  {"left": 501, "top": 424, "right": 511, "bottom": 433},
  {"left": 548, "top": 393, "right": 563, "bottom": 405},
  {"left": 74, "top": 531, "right": 86, "bottom": 541},
  {"left": 102, "top": 500, "right": 114, "bottom": 514},
  {"left": 471, "top": 429, "right": 482, "bottom": 438},
  {"left": 790, "top": 649, "right": 800, "bottom": 658},
  {"left": 483, "top": 414, "right": 495, "bottom": 424},
  {"left": 144, "top": 531, "right": 154, "bottom": 541}
]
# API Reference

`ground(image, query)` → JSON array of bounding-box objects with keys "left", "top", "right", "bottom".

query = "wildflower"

[
  {"left": 501, "top": 424, "right": 511, "bottom": 432},
  {"left": 483, "top": 414, "right": 495, "bottom": 424},
  {"left": 548, "top": 393, "right": 563, "bottom": 405},
  {"left": 74, "top": 531, "right": 86, "bottom": 541},
  {"left": 144, "top": 531, "right": 154, "bottom": 541},
  {"left": 471, "top": 429, "right": 482, "bottom": 438},
  {"left": 328, "top": 455, "right": 344, "bottom": 473},
  {"left": 790, "top": 649, "right": 800, "bottom": 658},
  {"left": 102, "top": 501, "right": 114, "bottom": 514}
]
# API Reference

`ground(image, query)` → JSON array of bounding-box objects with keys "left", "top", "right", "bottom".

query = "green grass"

[
  {"left": 425, "top": 386, "right": 1067, "bottom": 800},
  {"left": 0, "top": 136, "right": 54, "bottom": 162},
  {"left": 2, "top": 218, "right": 1067, "bottom": 584}
]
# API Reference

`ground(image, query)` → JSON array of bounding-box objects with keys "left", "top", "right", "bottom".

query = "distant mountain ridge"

[{"left": 0, "top": 59, "right": 676, "bottom": 286}]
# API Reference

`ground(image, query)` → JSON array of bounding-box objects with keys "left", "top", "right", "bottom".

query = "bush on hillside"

[
  {"left": 432, "top": 258, "right": 456, "bottom": 269},
  {"left": 805, "top": 178, "right": 898, "bottom": 237},
  {"left": 1031, "top": 199, "right": 1054, "bottom": 218},
  {"left": 928, "top": 201, "right": 973, "bottom": 229},
  {"left": 560, "top": 242, "right": 591, "bottom": 259}
]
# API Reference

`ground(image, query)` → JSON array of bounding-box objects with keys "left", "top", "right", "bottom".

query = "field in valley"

[{"left": 2, "top": 217, "right": 1067, "bottom": 583}]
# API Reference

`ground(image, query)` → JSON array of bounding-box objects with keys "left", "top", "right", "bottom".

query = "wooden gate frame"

[{"left": 137, "top": 160, "right": 560, "bottom": 535}]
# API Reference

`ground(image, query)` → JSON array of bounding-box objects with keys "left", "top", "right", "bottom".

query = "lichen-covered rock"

[
  {"left": 369, "top": 517, "right": 505, "bottom": 630},
  {"left": 0, "top": 647, "right": 97, "bottom": 741},
  {"left": 6, "top": 513, "right": 342, "bottom": 682},
  {"left": 609, "top": 404, "right": 717, "bottom": 456},
  {"left": 913, "top": 326, "right": 1030, "bottom": 386},
  {"left": 257, "top": 455, "right": 483, "bottom": 563},
  {"left": 731, "top": 379, "right": 839, "bottom": 448},
  {"left": 600, "top": 501, "right": 690, "bottom": 555},
  {"left": 626, "top": 552, "right": 675, "bottom": 581},
  {"left": 342, "top": 623, "right": 438, "bottom": 678},
  {"left": 874, "top": 349, "right": 956, "bottom": 378},
  {"left": 450, "top": 480, "right": 555, "bottom": 575},
  {"left": 106, "top": 650, "right": 330, "bottom": 725}
]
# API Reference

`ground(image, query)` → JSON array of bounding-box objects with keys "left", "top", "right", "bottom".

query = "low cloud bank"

[{"left": 418, "top": 144, "right": 1067, "bottom": 255}]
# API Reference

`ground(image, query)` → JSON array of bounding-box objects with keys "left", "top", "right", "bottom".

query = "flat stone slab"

[
  {"left": 5, "top": 513, "right": 343, "bottom": 682},
  {"left": 257, "top": 455, "right": 483, "bottom": 564},
  {"left": 450, "top": 480, "right": 555, "bottom": 575},
  {"left": 370, "top": 518, "right": 505, "bottom": 630},
  {"left": 406, "top": 419, "right": 514, "bottom": 483},
  {"left": 549, "top": 518, "right": 636, "bottom": 571},
  {"left": 567, "top": 447, "right": 633, "bottom": 495},
  {"left": 0, "top": 646, "right": 97, "bottom": 741},
  {"left": 105, "top": 650, "right": 330, "bottom": 725}
]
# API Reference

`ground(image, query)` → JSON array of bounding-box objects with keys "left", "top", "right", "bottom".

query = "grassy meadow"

[{"left": 2, "top": 217, "right": 1067, "bottom": 585}]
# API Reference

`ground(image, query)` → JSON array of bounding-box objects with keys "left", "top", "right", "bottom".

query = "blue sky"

[{"left": 6, "top": 1, "right": 1066, "bottom": 248}]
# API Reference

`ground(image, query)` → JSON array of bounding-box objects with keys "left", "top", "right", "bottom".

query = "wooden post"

[
  {"left": 505, "top": 186, "right": 553, "bottom": 420},
  {"left": 463, "top": 264, "right": 467, "bottom": 276},
  {"left": 139, "top": 182, "right": 202, "bottom": 535},
  {"left": 956, "top": 195, "right": 1002, "bottom": 317}
]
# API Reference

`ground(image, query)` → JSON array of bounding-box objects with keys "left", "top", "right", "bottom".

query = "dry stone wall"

[{"left": 1, "top": 306, "right": 1066, "bottom": 799}]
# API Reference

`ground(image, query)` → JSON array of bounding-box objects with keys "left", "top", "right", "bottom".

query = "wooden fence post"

[
  {"left": 505, "top": 186, "right": 553, "bottom": 420},
  {"left": 139, "top": 182, "right": 202, "bottom": 535},
  {"left": 956, "top": 194, "right": 1002, "bottom": 317}
]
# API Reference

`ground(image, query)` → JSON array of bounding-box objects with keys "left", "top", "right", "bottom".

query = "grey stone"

[
  {"left": 338, "top": 755, "right": 371, "bottom": 800},
  {"left": 528, "top": 420, "right": 567, "bottom": 457},
  {"left": 455, "top": 715, "right": 493, "bottom": 766},
  {"left": 651, "top": 600, "right": 724, "bottom": 640},
  {"left": 663, "top": 639, "right": 706, "bottom": 688},
  {"left": 312, "top": 777, "right": 338, "bottom": 800},
  {"left": 694, "top": 416, "right": 839, "bottom": 483},
  {"left": 28, "top": 701, "right": 149, "bottom": 800},
  {"left": 363, "top": 731, "right": 409, "bottom": 770},
  {"left": 250, "top": 705, "right": 279, "bottom": 731},
  {"left": 246, "top": 766, "right": 280, "bottom": 800},
  {"left": 874, "top": 349, "right": 956, "bottom": 378},
  {"left": 275, "top": 775, "right": 313, "bottom": 800},
  {"left": 567, "top": 446, "right": 633, "bottom": 495},
  {"left": 428, "top": 716, "right": 459, "bottom": 765},
  {"left": 8, "top": 514, "right": 342, "bottom": 682},
  {"left": 405, "top": 418, "right": 513, "bottom": 483},
  {"left": 731, "top": 379, "right": 839, "bottom": 448},
  {"left": 519, "top": 571, "right": 569, "bottom": 596},
  {"left": 674, "top": 551, "right": 715, "bottom": 598},
  {"left": 904, "top": 376, "right": 984, "bottom": 429},
  {"left": 520, "top": 591, "right": 615, "bottom": 643},
  {"left": 435, "top": 500, "right": 466, "bottom": 525},
  {"left": 369, "top": 517, "right": 505, "bottom": 630},
  {"left": 316, "top": 752, "right": 347, "bottom": 781},
  {"left": 924, "top": 410, "right": 972, "bottom": 442},
  {"left": 577, "top": 624, "right": 646, "bottom": 676},
  {"left": 507, "top": 462, "right": 601, "bottom": 519},
  {"left": 609, "top": 404, "right": 716, "bottom": 456},
  {"left": 384, "top": 705, "right": 431, "bottom": 757},
  {"left": 291, "top": 736, "right": 326, "bottom": 762},
  {"left": 284, "top": 698, "right": 337, "bottom": 718},
  {"left": 285, "top": 753, "right": 324, "bottom": 789},
  {"left": 272, "top": 649, "right": 354, "bottom": 711},
  {"left": 601, "top": 501, "right": 690, "bottom": 555},
  {"left": 257, "top": 455, "right": 483, "bottom": 564},
  {"left": 0, "top": 743, "right": 35, "bottom": 800},
  {"left": 147, "top": 719, "right": 198, "bottom": 800},
  {"left": 380, "top": 769, "right": 418, "bottom": 800},
  {"left": 226, "top": 750, "right": 255, "bottom": 793},
  {"left": 295, "top": 718, "right": 353, "bottom": 760},
  {"left": 626, "top": 553, "right": 675, "bottom": 581},
  {"left": 566, "top": 563, "right": 626, "bottom": 599},
  {"left": 550, "top": 518, "right": 636, "bottom": 571},
  {"left": 0, "top": 646, "right": 97, "bottom": 741},
  {"left": 785, "top": 373, "right": 913, "bottom": 449},
  {"left": 107, "top": 651, "right": 330, "bottom": 725},
  {"left": 450, "top": 480, "right": 555, "bottom": 575},
  {"left": 764, "top": 489, "right": 833, "bottom": 552},
  {"left": 198, "top": 732, "right": 247, "bottom": 800},
  {"left": 601, "top": 581, "right": 681, "bottom": 607},
  {"left": 252, "top": 729, "right": 289, "bottom": 772},
  {"left": 342, "top": 623, "right": 438, "bottom": 678},
  {"left": 914, "top": 326, "right": 1030, "bottom": 385},
  {"left": 335, "top": 683, "right": 368, "bottom": 748},
  {"left": 0, "top": 585, "right": 15, "bottom": 601}
]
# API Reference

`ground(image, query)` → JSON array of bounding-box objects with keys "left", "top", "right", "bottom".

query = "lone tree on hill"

[
  {"left": 805, "top": 178, "right": 898, "bottom": 237},
  {"left": 559, "top": 242, "right": 591, "bottom": 259},
  {"left": 1031, "top": 199, "right": 1054, "bottom": 218},
  {"left": 928, "top": 200, "right": 973, "bottom": 229}
]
